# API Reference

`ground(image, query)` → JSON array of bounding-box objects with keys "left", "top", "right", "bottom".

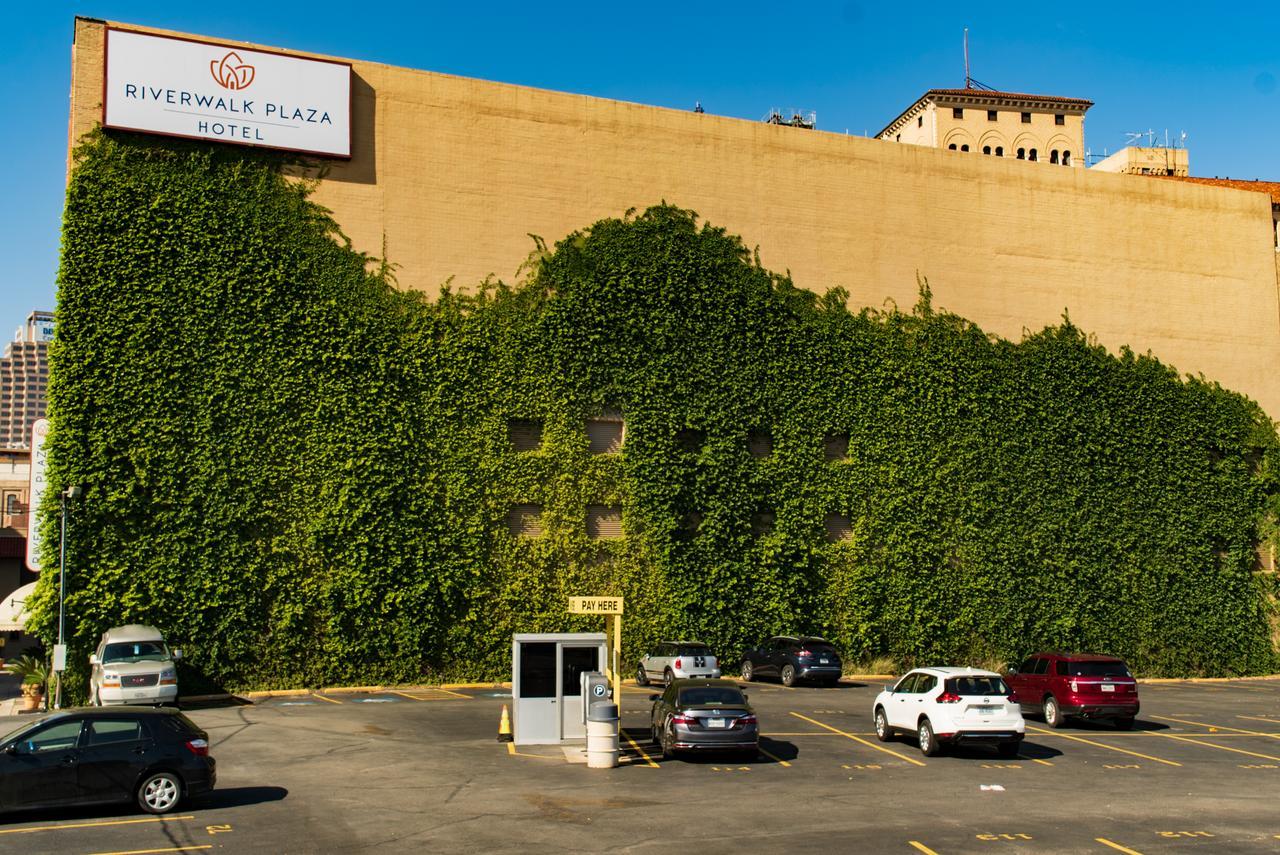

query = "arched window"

[
  {"left": 1050, "top": 150, "right": 1059, "bottom": 164},
  {"left": 1063, "top": 150, "right": 1072, "bottom": 166},
  {"left": 960, "top": 144, "right": 969, "bottom": 152},
  {"left": 983, "top": 145, "right": 991, "bottom": 155},
  {"left": 948, "top": 143, "right": 957, "bottom": 150},
  {"left": 995, "top": 146, "right": 1004, "bottom": 157},
  {"left": 1017, "top": 148, "right": 1026, "bottom": 160},
  {"left": 1029, "top": 148, "right": 1039, "bottom": 162}
]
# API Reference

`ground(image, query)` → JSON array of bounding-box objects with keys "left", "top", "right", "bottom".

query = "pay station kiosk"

[{"left": 511, "top": 633, "right": 607, "bottom": 745}]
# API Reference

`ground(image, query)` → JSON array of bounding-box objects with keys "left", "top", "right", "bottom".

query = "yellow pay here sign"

[{"left": 568, "top": 596, "right": 624, "bottom": 615}]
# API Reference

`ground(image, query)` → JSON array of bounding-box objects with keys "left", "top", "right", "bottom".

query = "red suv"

[{"left": 1004, "top": 653, "right": 1139, "bottom": 729}]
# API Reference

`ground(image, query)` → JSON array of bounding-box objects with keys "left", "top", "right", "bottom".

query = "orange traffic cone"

[{"left": 497, "top": 704, "right": 513, "bottom": 742}]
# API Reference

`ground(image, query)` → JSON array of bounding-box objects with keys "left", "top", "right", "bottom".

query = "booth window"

[
  {"left": 587, "top": 505, "right": 623, "bottom": 539},
  {"left": 508, "top": 419, "right": 543, "bottom": 452},
  {"left": 519, "top": 642, "right": 556, "bottom": 698},
  {"left": 562, "top": 648, "right": 598, "bottom": 699}
]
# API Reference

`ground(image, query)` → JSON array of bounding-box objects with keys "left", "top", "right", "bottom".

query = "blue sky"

[{"left": 3, "top": 2, "right": 1278, "bottom": 334}]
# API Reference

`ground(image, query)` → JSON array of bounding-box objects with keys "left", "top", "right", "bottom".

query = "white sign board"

[
  {"left": 104, "top": 28, "right": 352, "bottom": 158},
  {"left": 25, "top": 418, "right": 49, "bottom": 572}
]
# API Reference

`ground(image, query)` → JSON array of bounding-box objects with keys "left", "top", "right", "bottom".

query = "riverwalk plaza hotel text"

[{"left": 68, "top": 17, "right": 1280, "bottom": 418}]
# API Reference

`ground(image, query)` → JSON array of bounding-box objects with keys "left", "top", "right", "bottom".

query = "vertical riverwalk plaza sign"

[{"left": 103, "top": 28, "right": 352, "bottom": 158}]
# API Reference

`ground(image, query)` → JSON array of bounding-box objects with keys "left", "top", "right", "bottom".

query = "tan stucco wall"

[
  {"left": 69, "top": 19, "right": 1280, "bottom": 417},
  {"left": 934, "top": 106, "right": 1084, "bottom": 165}
]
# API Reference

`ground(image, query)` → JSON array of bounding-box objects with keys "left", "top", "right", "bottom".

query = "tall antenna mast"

[{"left": 964, "top": 28, "right": 971, "bottom": 88}]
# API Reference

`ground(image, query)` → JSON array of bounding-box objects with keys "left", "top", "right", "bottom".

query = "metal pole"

[{"left": 55, "top": 492, "right": 66, "bottom": 710}]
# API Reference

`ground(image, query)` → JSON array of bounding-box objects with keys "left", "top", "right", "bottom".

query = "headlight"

[
  {"left": 159, "top": 668, "right": 177, "bottom": 685},
  {"left": 102, "top": 673, "right": 120, "bottom": 687}
]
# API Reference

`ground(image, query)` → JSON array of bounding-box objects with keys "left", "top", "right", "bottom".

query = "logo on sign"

[
  {"left": 593, "top": 684, "right": 606, "bottom": 698},
  {"left": 210, "top": 51, "right": 255, "bottom": 90}
]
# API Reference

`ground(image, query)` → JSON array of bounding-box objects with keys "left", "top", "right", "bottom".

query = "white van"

[{"left": 89, "top": 625, "right": 181, "bottom": 706}]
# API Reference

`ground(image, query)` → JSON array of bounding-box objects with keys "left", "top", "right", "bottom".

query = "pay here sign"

[{"left": 103, "top": 28, "right": 352, "bottom": 157}]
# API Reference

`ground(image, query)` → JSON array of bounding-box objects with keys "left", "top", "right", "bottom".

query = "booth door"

[
  {"left": 515, "top": 642, "right": 558, "bottom": 744},
  {"left": 560, "top": 645, "right": 601, "bottom": 741}
]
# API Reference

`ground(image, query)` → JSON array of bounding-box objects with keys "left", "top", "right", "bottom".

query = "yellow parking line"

[
  {"left": 1019, "top": 754, "right": 1054, "bottom": 767},
  {"left": 908, "top": 841, "right": 942, "bottom": 854},
  {"left": 0, "top": 816, "right": 194, "bottom": 835},
  {"left": 1144, "top": 730, "right": 1280, "bottom": 762},
  {"left": 764, "top": 731, "right": 842, "bottom": 737},
  {"left": 310, "top": 693, "right": 343, "bottom": 704},
  {"left": 88, "top": 848, "right": 212, "bottom": 855},
  {"left": 1237, "top": 714, "right": 1280, "bottom": 724},
  {"left": 789, "top": 712, "right": 926, "bottom": 767},
  {"left": 1096, "top": 838, "right": 1144, "bottom": 854},
  {"left": 1153, "top": 714, "right": 1280, "bottom": 739},
  {"left": 1026, "top": 725, "right": 1181, "bottom": 767},
  {"left": 417, "top": 686, "right": 472, "bottom": 700},
  {"left": 504, "top": 743, "right": 560, "bottom": 761},
  {"left": 758, "top": 746, "right": 792, "bottom": 767},
  {"left": 621, "top": 731, "right": 660, "bottom": 768}
]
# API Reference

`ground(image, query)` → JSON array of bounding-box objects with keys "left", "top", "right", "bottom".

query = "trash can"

[{"left": 586, "top": 702, "right": 619, "bottom": 769}]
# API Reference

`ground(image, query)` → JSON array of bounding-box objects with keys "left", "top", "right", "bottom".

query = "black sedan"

[
  {"left": 740, "top": 635, "right": 843, "bottom": 687},
  {"left": 649, "top": 678, "right": 758, "bottom": 760},
  {"left": 0, "top": 706, "right": 216, "bottom": 814}
]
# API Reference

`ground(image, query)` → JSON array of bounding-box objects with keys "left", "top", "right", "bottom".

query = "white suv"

[{"left": 872, "top": 667, "right": 1024, "bottom": 757}]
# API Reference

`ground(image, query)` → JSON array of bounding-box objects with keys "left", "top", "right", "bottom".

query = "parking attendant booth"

[{"left": 511, "top": 633, "right": 607, "bottom": 745}]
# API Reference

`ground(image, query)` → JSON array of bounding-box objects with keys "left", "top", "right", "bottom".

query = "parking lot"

[{"left": 0, "top": 678, "right": 1278, "bottom": 853}]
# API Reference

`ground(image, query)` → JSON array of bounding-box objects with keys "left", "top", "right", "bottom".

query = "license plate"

[
  {"left": 973, "top": 705, "right": 999, "bottom": 713},
  {"left": 708, "top": 718, "right": 726, "bottom": 729},
  {"left": 819, "top": 658, "right": 829, "bottom": 664},
  {"left": 130, "top": 690, "right": 150, "bottom": 698},
  {"left": 1101, "top": 684, "right": 1115, "bottom": 692}
]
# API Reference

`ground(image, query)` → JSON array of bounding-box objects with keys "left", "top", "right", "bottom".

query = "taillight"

[
  {"left": 937, "top": 691, "right": 962, "bottom": 703},
  {"left": 670, "top": 714, "right": 695, "bottom": 726},
  {"left": 796, "top": 650, "right": 812, "bottom": 658},
  {"left": 674, "top": 658, "right": 682, "bottom": 669},
  {"left": 735, "top": 715, "right": 758, "bottom": 728},
  {"left": 185, "top": 738, "right": 209, "bottom": 757}
]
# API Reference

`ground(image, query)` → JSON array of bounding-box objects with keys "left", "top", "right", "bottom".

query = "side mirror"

[
  {"left": 89, "top": 654, "right": 100, "bottom": 666},
  {"left": 647, "top": 694, "right": 660, "bottom": 702},
  {"left": 4, "top": 743, "right": 15, "bottom": 756},
  {"left": 172, "top": 649, "right": 182, "bottom": 661}
]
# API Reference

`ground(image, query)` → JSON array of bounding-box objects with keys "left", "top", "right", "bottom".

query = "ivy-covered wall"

[{"left": 29, "top": 133, "right": 1280, "bottom": 695}]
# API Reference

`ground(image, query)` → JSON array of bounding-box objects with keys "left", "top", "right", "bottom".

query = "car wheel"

[
  {"left": 636, "top": 665, "right": 649, "bottom": 687},
  {"left": 740, "top": 660, "right": 754, "bottom": 682},
  {"left": 780, "top": 664, "right": 797, "bottom": 688},
  {"left": 1043, "top": 696, "right": 1065, "bottom": 728},
  {"left": 874, "top": 707, "right": 892, "bottom": 742},
  {"left": 997, "top": 741, "right": 1020, "bottom": 759},
  {"left": 136, "top": 771, "right": 183, "bottom": 814},
  {"left": 660, "top": 725, "right": 675, "bottom": 760},
  {"left": 917, "top": 718, "right": 941, "bottom": 757},
  {"left": 1114, "top": 717, "right": 1135, "bottom": 731},
  {"left": 663, "top": 668, "right": 675, "bottom": 686}
]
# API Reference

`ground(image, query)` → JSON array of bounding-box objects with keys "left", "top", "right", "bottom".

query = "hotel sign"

[
  {"left": 104, "top": 28, "right": 352, "bottom": 158},
  {"left": 25, "top": 419, "right": 49, "bottom": 572}
]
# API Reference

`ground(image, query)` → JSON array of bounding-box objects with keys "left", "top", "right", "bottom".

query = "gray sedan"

[{"left": 649, "top": 679, "right": 758, "bottom": 760}]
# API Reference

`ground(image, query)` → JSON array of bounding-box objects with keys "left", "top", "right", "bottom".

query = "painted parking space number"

[
  {"left": 207, "top": 824, "right": 234, "bottom": 835},
  {"left": 976, "top": 833, "right": 1033, "bottom": 841},
  {"left": 1158, "top": 831, "right": 1214, "bottom": 838}
]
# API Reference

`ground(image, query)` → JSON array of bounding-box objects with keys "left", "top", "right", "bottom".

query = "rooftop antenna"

[{"left": 964, "top": 28, "right": 971, "bottom": 88}]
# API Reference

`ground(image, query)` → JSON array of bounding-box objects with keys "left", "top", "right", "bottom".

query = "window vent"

[
  {"left": 508, "top": 419, "right": 543, "bottom": 452},
  {"left": 747, "top": 430, "right": 773, "bottom": 458},
  {"left": 824, "top": 514, "right": 853, "bottom": 543},
  {"left": 823, "top": 433, "right": 850, "bottom": 461},
  {"left": 587, "top": 412, "right": 624, "bottom": 454},
  {"left": 508, "top": 504, "right": 544, "bottom": 538},
  {"left": 676, "top": 428, "right": 706, "bottom": 454},
  {"left": 586, "top": 505, "right": 623, "bottom": 539}
]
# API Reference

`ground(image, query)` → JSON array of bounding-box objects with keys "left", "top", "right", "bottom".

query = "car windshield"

[
  {"left": 678, "top": 687, "right": 745, "bottom": 706},
  {"left": 946, "top": 676, "right": 1011, "bottom": 696},
  {"left": 102, "top": 641, "right": 170, "bottom": 664},
  {"left": 675, "top": 645, "right": 712, "bottom": 656},
  {"left": 1064, "top": 661, "right": 1130, "bottom": 677}
]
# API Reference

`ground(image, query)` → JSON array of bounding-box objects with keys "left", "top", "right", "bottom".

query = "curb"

[
  {"left": 238, "top": 680, "right": 512, "bottom": 700},
  {"left": 1138, "top": 674, "right": 1280, "bottom": 684}
]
